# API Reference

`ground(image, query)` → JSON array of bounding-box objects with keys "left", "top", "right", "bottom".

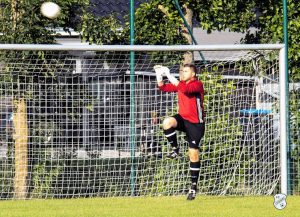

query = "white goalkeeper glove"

[
  {"left": 161, "top": 66, "right": 178, "bottom": 85},
  {"left": 154, "top": 65, "right": 163, "bottom": 83}
]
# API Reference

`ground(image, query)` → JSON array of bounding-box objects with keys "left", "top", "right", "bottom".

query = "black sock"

[
  {"left": 190, "top": 161, "right": 200, "bottom": 187},
  {"left": 164, "top": 128, "right": 179, "bottom": 153}
]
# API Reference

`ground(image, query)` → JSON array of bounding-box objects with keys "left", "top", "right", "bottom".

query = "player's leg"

[
  {"left": 187, "top": 147, "right": 200, "bottom": 200},
  {"left": 186, "top": 122, "right": 205, "bottom": 200},
  {"left": 162, "top": 114, "right": 184, "bottom": 159}
]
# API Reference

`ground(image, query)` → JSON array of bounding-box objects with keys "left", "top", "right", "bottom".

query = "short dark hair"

[{"left": 183, "top": 64, "right": 197, "bottom": 74}]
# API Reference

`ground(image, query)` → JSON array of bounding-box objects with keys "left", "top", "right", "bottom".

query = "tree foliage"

[{"left": 250, "top": 0, "right": 300, "bottom": 81}]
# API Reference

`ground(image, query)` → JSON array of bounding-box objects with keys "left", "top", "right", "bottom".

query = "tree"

[{"left": 240, "top": 0, "right": 299, "bottom": 81}]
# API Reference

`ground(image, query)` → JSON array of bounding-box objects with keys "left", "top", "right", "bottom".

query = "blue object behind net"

[{"left": 240, "top": 109, "right": 272, "bottom": 115}]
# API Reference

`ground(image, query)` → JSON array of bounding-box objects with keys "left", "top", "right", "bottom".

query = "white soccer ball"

[{"left": 41, "top": 2, "right": 61, "bottom": 19}]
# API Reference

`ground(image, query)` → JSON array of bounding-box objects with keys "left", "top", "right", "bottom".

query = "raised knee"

[{"left": 163, "top": 118, "right": 174, "bottom": 129}]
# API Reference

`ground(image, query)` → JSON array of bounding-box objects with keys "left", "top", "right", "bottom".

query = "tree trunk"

[
  {"left": 177, "top": 4, "right": 194, "bottom": 81},
  {"left": 13, "top": 98, "right": 28, "bottom": 199},
  {"left": 181, "top": 4, "right": 194, "bottom": 65},
  {"left": 158, "top": 3, "right": 194, "bottom": 78},
  {"left": 11, "top": 0, "right": 18, "bottom": 34},
  {"left": 10, "top": 0, "right": 28, "bottom": 199},
  {"left": 158, "top": 3, "right": 194, "bottom": 66}
]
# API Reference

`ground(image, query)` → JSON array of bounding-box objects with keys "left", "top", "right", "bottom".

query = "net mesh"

[{"left": 0, "top": 48, "right": 281, "bottom": 199}]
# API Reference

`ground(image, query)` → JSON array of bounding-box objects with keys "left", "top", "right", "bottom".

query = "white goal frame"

[{"left": 0, "top": 44, "right": 288, "bottom": 195}]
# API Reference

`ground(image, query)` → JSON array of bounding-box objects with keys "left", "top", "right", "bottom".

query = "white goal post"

[{"left": 0, "top": 44, "right": 287, "bottom": 199}]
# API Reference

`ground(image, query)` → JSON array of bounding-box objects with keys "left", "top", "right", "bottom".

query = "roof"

[
  {"left": 89, "top": 0, "right": 148, "bottom": 22},
  {"left": 55, "top": 28, "right": 250, "bottom": 62},
  {"left": 89, "top": 0, "right": 202, "bottom": 26},
  {"left": 193, "top": 28, "right": 257, "bottom": 61}
]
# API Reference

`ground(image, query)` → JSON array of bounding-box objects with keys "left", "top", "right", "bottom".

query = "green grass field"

[{"left": 1, "top": 196, "right": 299, "bottom": 217}]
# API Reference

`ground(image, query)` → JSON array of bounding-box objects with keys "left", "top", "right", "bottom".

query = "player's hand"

[
  {"left": 154, "top": 65, "right": 163, "bottom": 83},
  {"left": 161, "top": 66, "right": 170, "bottom": 77},
  {"left": 154, "top": 65, "right": 162, "bottom": 71}
]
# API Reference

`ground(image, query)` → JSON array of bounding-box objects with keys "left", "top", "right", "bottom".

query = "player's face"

[{"left": 181, "top": 67, "right": 195, "bottom": 82}]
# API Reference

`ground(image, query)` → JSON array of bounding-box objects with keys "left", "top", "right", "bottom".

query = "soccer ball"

[{"left": 41, "top": 2, "right": 61, "bottom": 19}]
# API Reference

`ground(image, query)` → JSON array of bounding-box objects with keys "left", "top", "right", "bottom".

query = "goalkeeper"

[{"left": 154, "top": 64, "right": 205, "bottom": 200}]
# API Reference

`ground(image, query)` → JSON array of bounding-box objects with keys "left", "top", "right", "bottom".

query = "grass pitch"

[{"left": 1, "top": 196, "right": 299, "bottom": 217}]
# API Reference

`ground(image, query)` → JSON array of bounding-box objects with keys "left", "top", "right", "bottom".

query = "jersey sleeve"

[
  {"left": 177, "top": 80, "right": 204, "bottom": 94},
  {"left": 158, "top": 83, "right": 178, "bottom": 92}
]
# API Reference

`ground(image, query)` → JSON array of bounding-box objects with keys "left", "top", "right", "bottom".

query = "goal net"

[{"left": 0, "top": 45, "right": 286, "bottom": 199}]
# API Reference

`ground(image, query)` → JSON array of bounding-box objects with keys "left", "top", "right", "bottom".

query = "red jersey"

[{"left": 159, "top": 77, "right": 205, "bottom": 123}]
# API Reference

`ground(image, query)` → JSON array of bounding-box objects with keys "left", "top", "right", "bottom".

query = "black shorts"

[{"left": 173, "top": 114, "right": 205, "bottom": 149}]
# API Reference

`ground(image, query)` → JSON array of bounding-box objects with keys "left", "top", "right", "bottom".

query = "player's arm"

[
  {"left": 158, "top": 83, "right": 178, "bottom": 92},
  {"left": 161, "top": 66, "right": 179, "bottom": 86},
  {"left": 154, "top": 65, "right": 178, "bottom": 92},
  {"left": 177, "top": 80, "right": 204, "bottom": 94}
]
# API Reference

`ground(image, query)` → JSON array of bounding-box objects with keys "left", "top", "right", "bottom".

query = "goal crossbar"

[{"left": 0, "top": 44, "right": 284, "bottom": 51}]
